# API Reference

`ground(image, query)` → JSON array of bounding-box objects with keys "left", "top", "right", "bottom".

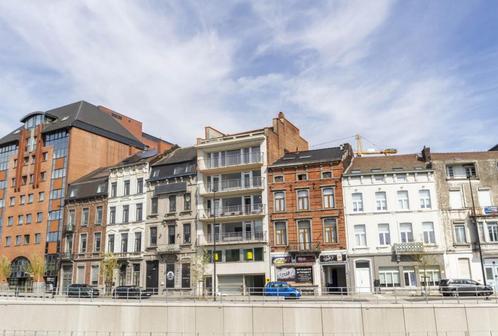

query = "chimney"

[{"left": 421, "top": 146, "right": 431, "bottom": 162}]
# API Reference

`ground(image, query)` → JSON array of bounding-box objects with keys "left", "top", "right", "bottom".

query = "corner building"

[
  {"left": 268, "top": 146, "right": 353, "bottom": 293},
  {"left": 0, "top": 101, "right": 162, "bottom": 289},
  {"left": 196, "top": 112, "right": 308, "bottom": 294}
]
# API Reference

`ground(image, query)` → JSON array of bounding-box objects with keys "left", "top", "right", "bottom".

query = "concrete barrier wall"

[{"left": 1, "top": 300, "right": 497, "bottom": 335}]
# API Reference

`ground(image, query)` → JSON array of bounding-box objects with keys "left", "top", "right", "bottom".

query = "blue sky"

[{"left": 0, "top": 0, "right": 497, "bottom": 152}]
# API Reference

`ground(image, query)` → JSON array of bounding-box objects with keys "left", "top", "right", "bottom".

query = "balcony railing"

[
  {"left": 114, "top": 251, "right": 143, "bottom": 259},
  {"left": 208, "top": 204, "right": 264, "bottom": 217},
  {"left": 287, "top": 241, "right": 321, "bottom": 253},
  {"left": 157, "top": 244, "right": 181, "bottom": 254},
  {"left": 205, "top": 231, "right": 265, "bottom": 244},
  {"left": 393, "top": 242, "right": 424, "bottom": 254},
  {"left": 207, "top": 176, "right": 263, "bottom": 193},
  {"left": 205, "top": 152, "right": 263, "bottom": 169}
]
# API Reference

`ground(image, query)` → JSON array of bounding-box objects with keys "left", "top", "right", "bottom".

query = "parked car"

[
  {"left": 66, "top": 284, "right": 100, "bottom": 298},
  {"left": 439, "top": 279, "right": 493, "bottom": 296},
  {"left": 112, "top": 286, "right": 152, "bottom": 299},
  {"left": 263, "top": 282, "right": 301, "bottom": 298}
]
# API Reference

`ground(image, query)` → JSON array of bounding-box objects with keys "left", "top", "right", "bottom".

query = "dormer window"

[{"left": 22, "top": 113, "right": 45, "bottom": 129}]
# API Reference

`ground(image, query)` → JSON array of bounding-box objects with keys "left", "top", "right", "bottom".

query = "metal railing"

[
  {"left": 206, "top": 176, "right": 263, "bottom": 193},
  {"left": 205, "top": 231, "right": 265, "bottom": 243},
  {"left": 205, "top": 152, "right": 263, "bottom": 169},
  {"left": 208, "top": 204, "right": 264, "bottom": 217}
]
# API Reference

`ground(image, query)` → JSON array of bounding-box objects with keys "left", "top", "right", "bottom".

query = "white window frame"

[{"left": 375, "top": 191, "right": 387, "bottom": 211}]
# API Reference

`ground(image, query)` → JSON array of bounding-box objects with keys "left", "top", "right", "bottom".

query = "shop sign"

[
  {"left": 272, "top": 256, "right": 292, "bottom": 265},
  {"left": 295, "top": 267, "right": 313, "bottom": 283},
  {"left": 295, "top": 255, "right": 315, "bottom": 263},
  {"left": 319, "top": 254, "right": 347, "bottom": 263},
  {"left": 276, "top": 267, "right": 296, "bottom": 281},
  {"left": 484, "top": 206, "right": 498, "bottom": 215}
]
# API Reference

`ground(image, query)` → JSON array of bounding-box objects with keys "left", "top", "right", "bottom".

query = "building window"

[
  {"left": 375, "top": 191, "right": 387, "bottom": 211},
  {"left": 18, "top": 215, "right": 24, "bottom": 225},
  {"left": 352, "top": 193, "right": 364, "bottom": 212},
  {"left": 183, "top": 223, "right": 191, "bottom": 244},
  {"left": 274, "top": 221, "right": 287, "bottom": 245},
  {"left": 420, "top": 268, "right": 440, "bottom": 287},
  {"left": 478, "top": 189, "right": 492, "bottom": 208},
  {"left": 464, "top": 164, "right": 477, "bottom": 178},
  {"left": 274, "top": 175, "right": 284, "bottom": 183},
  {"left": 16, "top": 235, "right": 21, "bottom": 246},
  {"left": 168, "top": 224, "right": 176, "bottom": 244},
  {"left": 374, "top": 174, "right": 385, "bottom": 183},
  {"left": 108, "top": 234, "right": 115, "bottom": 252},
  {"left": 454, "top": 223, "right": 467, "bottom": 244},
  {"left": 297, "top": 173, "right": 307, "bottom": 181},
  {"left": 354, "top": 224, "right": 367, "bottom": 247},
  {"left": 169, "top": 195, "right": 176, "bottom": 213},
  {"left": 80, "top": 234, "right": 87, "bottom": 253},
  {"left": 184, "top": 193, "right": 191, "bottom": 211},
  {"left": 7, "top": 216, "right": 13, "bottom": 226},
  {"left": 109, "top": 207, "right": 116, "bottom": 224},
  {"left": 379, "top": 268, "right": 401, "bottom": 287},
  {"left": 423, "top": 222, "right": 436, "bottom": 244},
  {"left": 24, "top": 234, "right": 30, "bottom": 245},
  {"left": 81, "top": 208, "right": 89, "bottom": 226},
  {"left": 9, "top": 196, "right": 15, "bottom": 206},
  {"left": 487, "top": 222, "right": 498, "bottom": 242},
  {"left": 297, "top": 189, "right": 309, "bottom": 210},
  {"left": 91, "top": 265, "right": 99, "bottom": 286},
  {"left": 323, "top": 218, "right": 337, "bottom": 243},
  {"left": 39, "top": 192, "right": 45, "bottom": 202},
  {"left": 322, "top": 171, "right": 332, "bottom": 179},
  {"left": 124, "top": 180, "right": 130, "bottom": 196},
  {"left": 378, "top": 223, "right": 391, "bottom": 246},
  {"left": 150, "top": 227, "right": 157, "bottom": 246},
  {"left": 5, "top": 236, "right": 11, "bottom": 246},
  {"left": 122, "top": 205, "right": 129, "bottom": 223},
  {"left": 96, "top": 206, "right": 103, "bottom": 225},
  {"left": 134, "top": 232, "right": 142, "bottom": 252},
  {"left": 419, "top": 190, "right": 432, "bottom": 209},
  {"left": 226, "top": 249, "right": 240, "bottom": 262},
  {"left": 151, "top": 197, "right": 158, "bottom": 214},
  {"left": 26, "top": 214, "right": 32, "bottom": 224},
  {"left": 28, "top": 193, "right": 33, "bottom": 204},
  {"left": 111, "top": 182, "right": 117, "bottom": 198},
  {"left": 136, "top": 203, "right": 143, "bottom": 222},
  {"left": 449, "top": 190, "right": 463, "bottom": 209},
  {"left": 137, "top": 178, "right": 143, "bottom": 194},
  {"left": 181, "top": 264, "right": 191, "bottom": 288},
  {"left": 322, "top": 188, "right": 335, "bottom": 208},
  {"left": 397, "top": 190, "right": 410, "bottom": 209},
  {"left": 400, "top": 223, "right": 414, "bottom": 243},
  {"left": 34, "top": 233, "right": 41, "bottom": 244},
  {"left": 20, "top": 195, "right": 26, "bottom": 205},
  {"left": 94, "top": 233, "right": 102, "bottom": 252},
  {"left": 132, "top": 264, "right": 140, "bottom": 286},
  {"left": 274, "top": 191, "right": 285, "bottom": 212},
  {"left": 40, "top": 172, "right": 46, "bottom": 181},
  {"left": 396, "top": 173, "right": 407, "bottom": 182},
  {"left": 121, "top": 233, "right": 128, "bottom": 253}
]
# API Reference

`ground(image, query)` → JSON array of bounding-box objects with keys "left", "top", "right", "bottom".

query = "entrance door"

[
  {"left": 298, "top": 220, "right": 311, "bottom": 250},
  {"left": 62, "top": 265, "right": 72, "bottom": 294},
  {"left": 403, "top": 269, "right": 417, "bottom": 287},
  {"left": 355, "top": 261, "right": 371, "bottom": 293},
  {"left": 146, "top": 260, "right": 159, "bottom": 294},
  {"left": 485, "top": 265, "right": 498, "bottom": 291}
]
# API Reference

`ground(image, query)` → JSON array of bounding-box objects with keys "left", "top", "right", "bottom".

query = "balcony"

[
  {"left": 201, "top": 152, "right": 263, "bottom": 173},
  {"left": 202, "top": 176, "right": 263, "bottom": 196},
  {"left": 114, "top": 251, "right": 143, "bottom": 259},
  {"left": 201, "top": 204, "right": 265, "bottom": 222},
  {"left": 393, "top": 242, "right": 424, "bottom": 255},
  {"left": 287, "top": 241, "right": 321, "bottom": 253},
  {"left": 203, "top": 231, "right": 266, "bottom": 245},
  {"left": 157, "top": 244, "right": 181, "bottom": 254}
]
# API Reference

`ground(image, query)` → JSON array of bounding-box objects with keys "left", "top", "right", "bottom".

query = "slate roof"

[
  {"left": 490, "top": 145, "right": 498, "bottom": 151},
  {"left": 153, "top": 182, "right": 187, "bottom": 197},
  {"left": 66, "top": 167, "right": 109, "bottom": 201},
  {"left": 152, "top": 146, "right": 196, "bottom": 166},
  {"left": 431, "top": 151, "right": 498, "bottom": 161},
  {"left": 149, "top": 147, "right": 197, "bottom": 181},
  {"left": 344, "top": 154, "right": 429, "bottom": 175},
  {"left": 271, "top": 147, "right": 344, "bottom": 168},
  {"left": 0, "top": 100, "right": 145, "bottom": 148},
  {"left": 115, "top": 149, "right": 158, "bottom": 167}
]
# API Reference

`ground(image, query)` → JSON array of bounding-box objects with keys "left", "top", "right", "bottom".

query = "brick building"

[
  {"left": 196, "top": 112, "right": 308, "bottom": 294},
  {"left": 60, "top": 167, "right": 109, "bottom": 292},
  {"left": 268, "top": 145, "right": 353, "bottom": 291},
  {"left": 0, "top": 100, "right": 172, "bottom": 290}
]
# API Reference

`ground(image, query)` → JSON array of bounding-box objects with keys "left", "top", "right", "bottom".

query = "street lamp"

[{"left": 468, "top": 174, "right": 487, "bottom": 286}]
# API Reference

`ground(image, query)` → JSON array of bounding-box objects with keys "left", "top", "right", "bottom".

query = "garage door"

[{"left": 218, "top": 275, "right": 243, "bottom": 294}]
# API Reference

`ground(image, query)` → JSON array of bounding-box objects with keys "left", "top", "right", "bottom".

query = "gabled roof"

[
  {"left": 344, "top": 154, "right": 428, "bottom": 175},
  {"left": 0, "top": 100, "right": 145, "bottom": 148},
  {"left": 149, "top": 147, "right": 197, "bottom": 181},
  {"left": 152, "top": 146, "right": 196, "bottom": 166},
  {"left": 110, "top": 149, "right": 159, "bottom": 169},
  {"left": 490, "top": 144, "right": 498, "bottom": 151},
  {"left": 66, "top": 167, "right": 110, "bottom": 201},
  {"left": 271, "top": 147, "right": 344, "bottom": 168}
]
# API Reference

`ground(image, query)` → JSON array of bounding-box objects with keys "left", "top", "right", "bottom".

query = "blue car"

[{"left": 263, "top": 282, "right": 301, "bottom": 298}]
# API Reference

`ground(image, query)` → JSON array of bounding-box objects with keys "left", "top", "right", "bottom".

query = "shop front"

[
  {"left": 272, "top": 254, "right": 316, "bottom": 293},
  {"left": 320, "top": 252, "right": 348, "bottom": 293}
]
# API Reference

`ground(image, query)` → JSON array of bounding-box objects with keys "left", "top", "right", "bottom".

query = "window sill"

[{"left": 353, "top": 246, "right": 369, "bottom": 250}]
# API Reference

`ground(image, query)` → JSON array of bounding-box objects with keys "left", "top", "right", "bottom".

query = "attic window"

[
  {"left": 13, "top": 130, "right": 20, "bottom": 134},
  {"left": 393, "top": 167, "right": 403, "bottom": 171},
  {"left": 152, "top": 170, "right": 159, "bottom": 177},
  {"left": 283, "top": 157, "right": 294, "bottom": 160},
  {"left": 371, "top": 169, "right": 382, "bottom": 173},
  {"left": 351, "top": 170, "right": 361, "bottom": 174},
  {"left": 69, "top": 190, "right": 76, "bottom": 197},
  {"left": 61, "top": 116, "right": 69, "bottom": 121},
  {"left": 97, "top": 184, "right": 104, "bottom": 193},
  {"left": 297, "top": 173, "right": 307, "bottom": 181},
  {"left": 299, "top": 155, "right": 311, "bottom": 159}
]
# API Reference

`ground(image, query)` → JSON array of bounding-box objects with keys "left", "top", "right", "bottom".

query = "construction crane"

[{"left": 354, "top": 134, "right": 397, "bottom": 157}]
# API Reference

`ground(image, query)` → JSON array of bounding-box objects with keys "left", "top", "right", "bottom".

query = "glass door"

[
  {"left": 298, "top": 220, "right": 311, "bottom": 250},
  {"left": 403, "top": 269, "right": 417, "bottom": 287}
]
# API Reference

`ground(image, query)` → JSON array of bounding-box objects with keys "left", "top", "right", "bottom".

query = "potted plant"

[
  {"left": 28, "top": 255, "right": 46, "bottom": 294},
  {"left": 0, "top": 256, "right": 11, "bottom": 291},
  {"left": 101, "top": 253, "right": 118, "bottom": 296}
]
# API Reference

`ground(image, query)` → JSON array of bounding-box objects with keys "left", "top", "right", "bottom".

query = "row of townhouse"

[{"left": 2, "top": 100, "right": 498, "bottom": 295}]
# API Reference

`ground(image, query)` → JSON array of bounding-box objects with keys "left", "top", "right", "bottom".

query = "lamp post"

[{"left": 468, "top": 174, "right": 487, "bottom": 286}]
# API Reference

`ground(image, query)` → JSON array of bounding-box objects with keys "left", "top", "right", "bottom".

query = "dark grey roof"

[
  {"left": 0, "top": 101, "right": 145, "bottom": 148},
  {"left": 152, "top": 147, "right": 196, "bottom": 166},
  {"left": 142, "top": 132, "right": 174, "bottom": 145},
  {"left": 0, "top": 127, "right": 22, "bottom": 146},
  {"left": 271, "top": 147, "right": 344, "bottom": 168},
  {"left": 117, "top": 149, "right": 158, "bottom": 166},
  {"left": 153, "top": 182, "right": 187, "bottom": 196},
  {"left": 66, "top": 167, "right": 109, "bottom": 201},
  {"left": 490, "top": 144, "right": 498, "bottom": 151}
]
